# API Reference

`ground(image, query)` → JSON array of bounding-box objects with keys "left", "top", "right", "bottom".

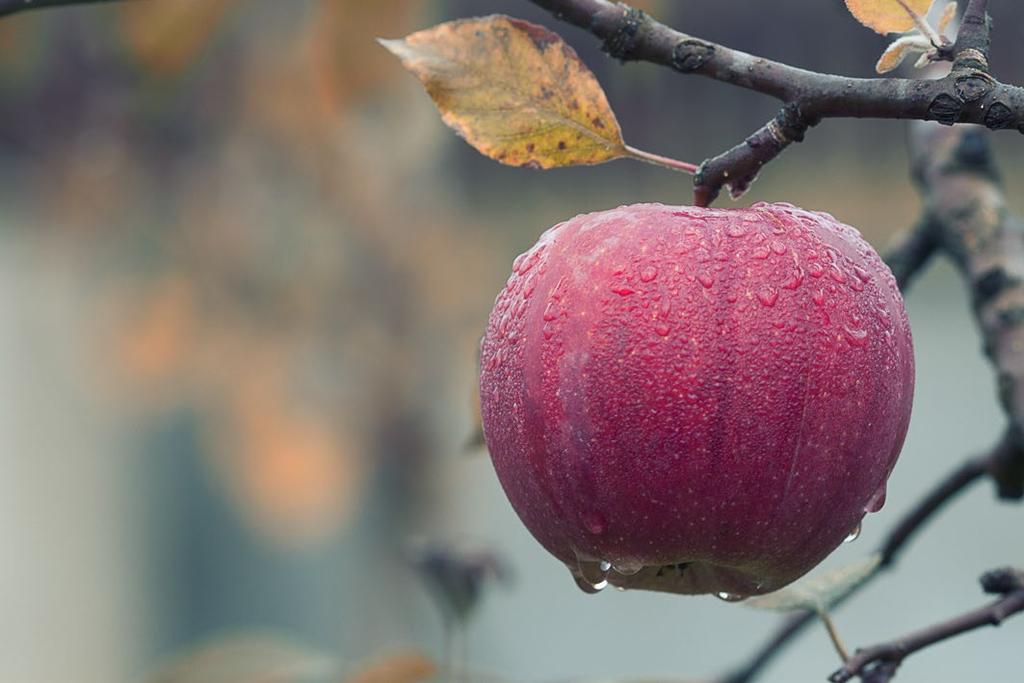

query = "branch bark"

[
  {"left": 829, "top": 568, "right": 1024, "bottom": 683},
  {"left": 0, "top": 0, "right": 129, "bottom": 17},
  {"left": 718, "top": 122, "right": 1024, "bottom": 683},
  {"left": 527, "top": 0, "right": 1018, "bottom": 204},
  {"left": 719, "top": 449, "right": 991, "bottom": 683}
]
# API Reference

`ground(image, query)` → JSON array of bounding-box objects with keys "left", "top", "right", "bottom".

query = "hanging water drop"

[
  {"left": 613, "top": 559, "right": 644, "bottom": 576},
  {"left": 865, "top": 486, "right": 887, "bottom": 513},
  {"left": 716, "top": 592, "right": 746, "bottom": 602},
  {"left": 844, "top": 521, "right": 862, "bottom": 543},
  {"left": 573, "top": 574, "right": 608, "bottom": 594}
]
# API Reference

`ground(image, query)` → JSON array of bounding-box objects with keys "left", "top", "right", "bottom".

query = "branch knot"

[
  {"left": 601, "top": 6, "right": 645, "bottom": 61},
  {"left": 954, "top": 71, "right": 996, "bottom": 102},
  {"left": 671, "top": 38, "right": 714, "bottom": 73},
  {"left": 980, "top": 568, "right": 1024, "bottom": 595}
]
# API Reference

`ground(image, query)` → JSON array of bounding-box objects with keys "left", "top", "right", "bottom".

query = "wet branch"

[
  {"left": 526, "top": 0, "right": 1019, "bottom": 204},
  {"left": 719, "top": 447, "right": 992, "bottom": 683},
  {"left": 0, "top": 0, "right": 129, "bottom": 18},
  {"left": 717, "top": 121, "right": 1024, "bottom": 682},
  {"left": 829, "top": 568, "right": 1024, "bottom": 683}
]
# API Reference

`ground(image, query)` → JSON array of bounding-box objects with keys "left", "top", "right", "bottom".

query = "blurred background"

[{"left": 0, "top": 1, "right": 1022, "bottom": 681}]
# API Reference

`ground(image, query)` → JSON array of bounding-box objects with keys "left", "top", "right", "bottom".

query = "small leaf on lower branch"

[
  {"left": 379, "top": 15, "right": 629, "bottom": 169},
  {"left": 745, "top": 553, "right": 882, "bottom": 613}
]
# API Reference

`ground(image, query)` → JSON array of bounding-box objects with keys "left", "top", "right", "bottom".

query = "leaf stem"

[
  {"left": 895, "top": 0, "right": 944, "bottom": 47},
  {"left": 817, "top": 609, "right": 851, "bottom": 662},
  {"left": 623, "top": 144, "right": 698, "bottom": 174}
]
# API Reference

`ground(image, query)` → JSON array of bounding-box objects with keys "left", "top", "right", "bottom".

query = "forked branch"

[
  {"left": 829, "top": 568, "right": 1024, "bottom": 683},
  {"left": 527, "top": 0, "right": 1018, "bottom": 204}
]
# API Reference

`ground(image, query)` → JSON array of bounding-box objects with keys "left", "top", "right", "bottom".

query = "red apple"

[{"left": 478, "top": 203, "right": 914, "bottom": 598}]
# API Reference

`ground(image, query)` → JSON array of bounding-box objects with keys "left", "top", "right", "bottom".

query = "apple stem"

[
  {"left": 818, "top": 609, "right": 851, "bottom": 662},
  {"left": 623, "top": 144, "right": 698, "bottom": 174}
]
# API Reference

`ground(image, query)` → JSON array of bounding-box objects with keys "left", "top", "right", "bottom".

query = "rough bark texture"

[{"left": 528, "top": 0, "right": 1020, "bottom": 204}]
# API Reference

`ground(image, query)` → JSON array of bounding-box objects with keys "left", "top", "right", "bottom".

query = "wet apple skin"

[{"left": 479, "top": 203, "right": 914, "bottom": 596}]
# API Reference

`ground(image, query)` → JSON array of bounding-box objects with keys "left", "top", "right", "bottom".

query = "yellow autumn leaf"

[
  {"left": 845, "top": 0, "right": 934, "bottom": 34},
  {"left": 379, "top": 15, "right": 629, "bottom": 169},
  {"left": 875, "top": 35, "right": 930, "bottom": 73}
]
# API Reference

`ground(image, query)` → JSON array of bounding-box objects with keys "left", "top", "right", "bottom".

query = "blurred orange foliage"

[{"left": 120, "top": 0, "right": 237, "bottom": 75}]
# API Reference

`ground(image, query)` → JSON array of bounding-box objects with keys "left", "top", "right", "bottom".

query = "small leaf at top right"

[{"left": 845, "top": 0, "right": 935, "bottom": 34}]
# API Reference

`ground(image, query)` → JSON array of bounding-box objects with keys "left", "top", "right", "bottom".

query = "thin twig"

[
  {"left": 0, "top": 0, "right": 131, "bottom": 17},
  {"left": 719, "top": 121, "right": 1024, "bottom": 682},
  {"left": 894, "top": 0, "right": 943, "bottom": 48},
  {"left": 818, "top": 610, "right": 851, "bottom": 663},
  {"left": 829, "top": 569, "right": 1024, "bottom": 683},
  {"left": 527, "top": 0, "right": 1019, "bottom": 203},
  {"left": 719, "top": 450, "right": 990, "bottom": 683}
]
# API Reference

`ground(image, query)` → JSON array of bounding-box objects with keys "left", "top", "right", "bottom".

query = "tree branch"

[
  {"left": 882, "top": 220, "right": 937, "bottom": 291},
  {"left": 829, "top": 568, "right": 1024, "bottom": 683},
  {"left": 719, "top": 449, "right": 990, "bottom": 683},
  {"left": 954, "top": 0, "right": 992, "bottom": 70},
  {"left": 526, "top": 0, "right": 1024, "bottom": 204},
  {"left": 719, "top": 122, "right": 1024, "bottom": 683},
  {"left": 0, "top": 0, "right": 129, "bottom": 17}
]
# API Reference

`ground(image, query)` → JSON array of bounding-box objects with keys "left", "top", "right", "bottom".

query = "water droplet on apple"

[
  {"left": 726, "top": 225, "right": 747, "bottom": 238},
  {"left": 716, "top": 592, "right": 746, "bottom": 602},
  {"left": 757, "top": 287, "right": 778, "bottom": 307},
  {"left": 640, "top": 265, "right": 658, "bottom": 282},
  {"left": 781, "top": 269, "right": 804, "bottom": 290},
  {"left": 512, "top": 252, "right": 528, "bottom": 273},
  {"left": 582, "top": 511, "right": 607, "bottom": 535},
  {"left": 572, "top": 552, "right": 612, "bottom": 593},
  {"left": 844, "top": 521, "right": 862, "bottom": 543},
  {"left": 613, "top": 559, "right": 644, "bottom": 576},
  {"left": 698, "top": 273, "right": 715, "bottom": 288},
  {"left": 498, "top": 312, "right": 512, "bottom": 336},
  {"left": 865, "top": 486, "right": 887, "bottom": 513},
  {"left": 844, "top": 325, "right": 869, "bottom": 347},
  {"left": 523, "top": 272, "right": 538, "bottom": 298},
  {"left": 610, "top": 285, "right": 635, "bottom": 296},
  {"left": 573, "top": 574, "right": 608, "bottom": 594},
  {"left": 655, "top": 323, "right": 671, "bottom": 337}
]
